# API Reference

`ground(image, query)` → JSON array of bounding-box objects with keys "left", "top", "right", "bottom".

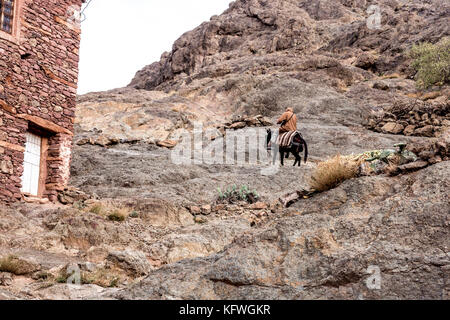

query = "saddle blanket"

[{"left": 276, "top": 131, "right": 302, "bottom": 148}]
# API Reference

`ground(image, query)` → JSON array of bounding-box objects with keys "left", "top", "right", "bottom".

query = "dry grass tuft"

[
  {"left": 0, "top": 255, "right": 36, "bottom": 275},
  {"left": 309, "top": 155, "right": 359, "bottom": 192},
  {"left": 85, "top": 202, "right": 131, "bottom": 222},
  {"left": 380, "top": 73, "right": 402, "bottom": 80},
  {"left": 107, "top": 207, "right": 131, "bottom": 222},
  {"left": 0, "top": 255, "right": 20, "bottom": 274},
  {"left": 56, "top": 267, "right": 123, "bottom": 288},
  {"left": 89, "top": 203, "right": 104, "bottom": 215}
]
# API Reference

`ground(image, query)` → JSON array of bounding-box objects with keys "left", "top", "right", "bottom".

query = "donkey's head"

[{"left": 266, "top": 129, "right": 272, "bottom": 146}]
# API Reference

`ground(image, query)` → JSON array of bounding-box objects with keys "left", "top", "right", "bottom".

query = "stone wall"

[
  {"left": 45, "top": 133, "right": 73, "bottom": 202},
  {"left": 367, "top": 100, "right": 450, "bottom": 137},
  {"left": 0, "top": 0, "right": 84, "bottom": 203}
]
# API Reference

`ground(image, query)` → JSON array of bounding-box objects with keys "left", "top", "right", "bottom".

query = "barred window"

[{"left": 0, "top": 0, "right": 15, "bottom": 34}]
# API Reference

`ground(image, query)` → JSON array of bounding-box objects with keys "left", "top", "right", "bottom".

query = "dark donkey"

[{"left": 266, "top": 129, "right": 308, "bottom": 166}]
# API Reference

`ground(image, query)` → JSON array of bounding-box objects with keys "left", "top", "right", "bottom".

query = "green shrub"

[
  {"left": 129, "top": 211, "right": 139, "bottom": 218},
  {"left": 217, "top": 184, "right": 259, "bottom": 204},
  {"left": 409, "top": 37, "right": 450, "bottom": 89}
]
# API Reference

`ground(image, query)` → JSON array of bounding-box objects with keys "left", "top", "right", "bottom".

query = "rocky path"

[{"left": 70, "top": 141, "right": 315, "bottom": 205}]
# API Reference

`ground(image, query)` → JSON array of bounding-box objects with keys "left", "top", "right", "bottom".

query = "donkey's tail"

[{"left": 303, "top": 138, "right": 308, "bottom": 163}]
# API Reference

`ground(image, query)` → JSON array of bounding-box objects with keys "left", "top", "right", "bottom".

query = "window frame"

[{"left": 0, "top": 0, "right": 22, "bottom": 44}]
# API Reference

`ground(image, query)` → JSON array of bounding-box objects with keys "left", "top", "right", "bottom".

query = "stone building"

[{"left": 0, "top": 0, "right": 84, "bottom": 203}]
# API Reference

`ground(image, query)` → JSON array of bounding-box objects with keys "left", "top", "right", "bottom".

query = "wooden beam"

[
  {"left": 16, "top": 114, "right": 73, "bottom": 136},
  {"left": 54, "top": 16, "right": 81, "bottom": 33},
  {"left": 0, "top": 98, "right": 16, "bottom": 114},
  {"left": 0, "top": 140, "right": 25, "bottom": 152},
  {"left": 38, "top": 137, "right": 48, "bottom": 198}
]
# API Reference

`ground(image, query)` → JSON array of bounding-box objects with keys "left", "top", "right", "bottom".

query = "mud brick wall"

[{"left": 0, "top": 0, "right": 84, "bottom": 203}]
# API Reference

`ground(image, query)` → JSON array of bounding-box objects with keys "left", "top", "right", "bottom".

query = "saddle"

[{"left": 276, "top": 131, "right": 304, "bottom": 149}]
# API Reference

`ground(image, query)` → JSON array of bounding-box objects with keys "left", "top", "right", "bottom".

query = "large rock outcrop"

[
  {"left": 75, "top": 0, "right": 449, "bottom": 164},
  {"left": 128, "top": 0, "right": 449, "bottom": 93},
  {"left": 115, "top": 161, "right": 450, "bottom": 300}
]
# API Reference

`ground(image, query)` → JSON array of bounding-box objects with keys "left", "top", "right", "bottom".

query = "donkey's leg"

[
  {"left": 293, "top": 152, "right": 298, "bottom": 166},
  {"left": 294, "top": 152, "right": 301, "bottom": 167},
  {"left": 272, "top": 147, "right": 277, "bottom": 165}
]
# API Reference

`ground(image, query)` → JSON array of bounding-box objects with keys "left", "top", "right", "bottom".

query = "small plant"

[
  {"left": 129, "top": 211, "right": 139, "bottom": 218},
  {"left": 55, "top": 275, "right": 69, "bottom": 283},
  {"left": 0, "top": 255, "right": 19, "bottom": 274},
  {"left": 83, "top": 268, "right": 123, "bottom": 288},
  {"left": 409, "top": 37, "right": 450, "bottom": 89},
  {"left": 0, "top": 255, "right": 35, "bottom": 275},
  {"left": 89, "top": 203, "right": 104, "bottom": 215},
  {"left": 217, "top": 184, "right": 259, "bottom": 204},
  {"left": 86, "top": 202, "right": 132, "bottom": 222},
  {"left": 107, "top": 208, "right": 130, "bottom": 222},
  {"left": 73, "top": 201, "right": 86, "bottom": 210},
  {"left": 309, "top": 155, "right": 359, "bottom": 192},
  {"left": 55, "top": 267, "right": 78, "bottom": 284},
  {"left": 109, "top": 277, "right": 119, "bottom": 288}
]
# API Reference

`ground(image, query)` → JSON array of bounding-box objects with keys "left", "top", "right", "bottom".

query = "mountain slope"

[
  {"left": 129, "top": 0, "right": 449, "bottom": 94},
  {"left": 115, "top": 161, "right": 450, "bottom": 300}
]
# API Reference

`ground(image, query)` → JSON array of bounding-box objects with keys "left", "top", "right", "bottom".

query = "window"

[{"left": 0, "top": 0, "right": 15, "bottom": 34}]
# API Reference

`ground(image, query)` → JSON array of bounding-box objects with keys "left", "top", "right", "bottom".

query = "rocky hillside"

[
  {"left": 73, "top": 0, "right": 449, "bottom": 204},
  {"left": 129, "top": 0, "right": 448, "bottom": 92},
  {"left": 1, "top": 0, "right": 449, "bottom": 300},
  {"left": 116, "top": 161, "right": 450, "bottom": 300},
  {"left": 76, "top": 0, "right": 449, "bottom": 152}
]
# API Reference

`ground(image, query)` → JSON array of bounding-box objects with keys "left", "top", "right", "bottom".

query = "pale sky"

[{"left": 78, "top": 0, "right": 232, "bottom": 94}]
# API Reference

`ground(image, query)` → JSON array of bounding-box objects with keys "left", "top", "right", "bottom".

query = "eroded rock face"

[
  {"left": 107, "top": 250, "right": 153, "bottom": 277},
  {"left": 75, "top": 0, "right": 448, "bottom": 171},
  {"left": 129, "top": 0, "right": 449, "bottom": 92},
  {"left": 0, "top": 196, "right": 259, "bottom": 299},
  {"left": 75, "top": 89, "right": 232, "bottom": 145},
  {"left": 115, "top": 161, "right": 450, "bottom": 300}
]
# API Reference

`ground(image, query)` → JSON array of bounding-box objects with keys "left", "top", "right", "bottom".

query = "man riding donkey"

[
  {"left": 267, "top": 107, "right": 308, "bottom": 166},
  {"left": 277, "top": 107, "right": 297, "bottom": 134}
]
